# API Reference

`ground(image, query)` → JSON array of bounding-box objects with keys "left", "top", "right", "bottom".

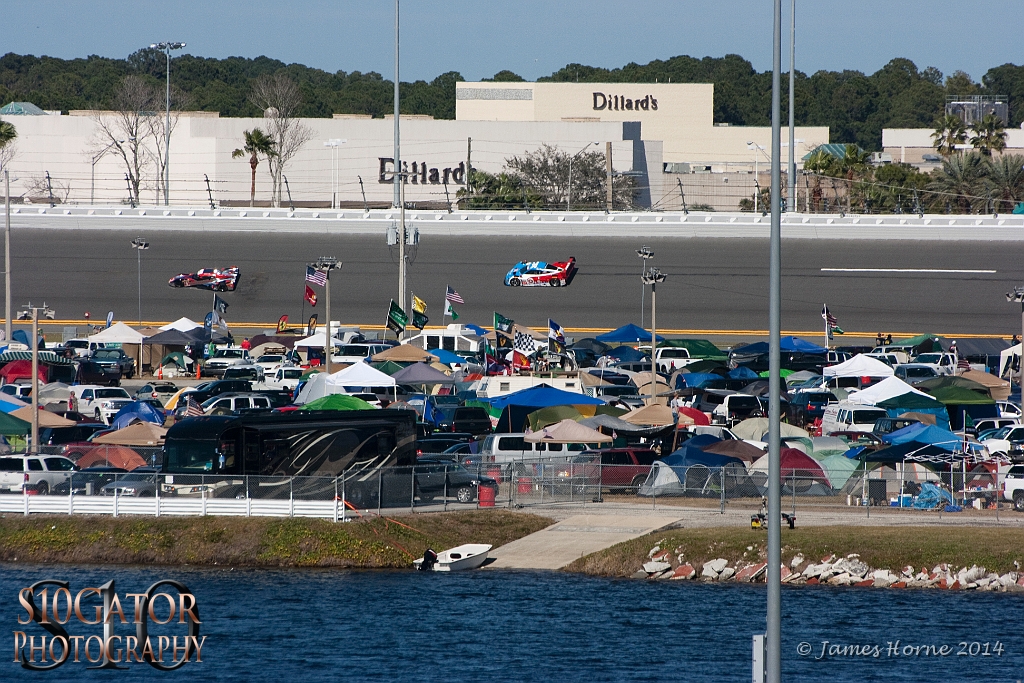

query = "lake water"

[{"left": 2, "top": 563, "right": 1023, "bottom": 682}]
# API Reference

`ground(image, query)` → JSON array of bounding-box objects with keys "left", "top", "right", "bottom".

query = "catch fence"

[{"left": 0, "top": 458, "right": 1017, "bottom": 522}]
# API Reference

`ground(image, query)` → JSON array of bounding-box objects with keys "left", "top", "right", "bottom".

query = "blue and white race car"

[{"left": 504, "top": 258, "right": 577, "bottom": 287}]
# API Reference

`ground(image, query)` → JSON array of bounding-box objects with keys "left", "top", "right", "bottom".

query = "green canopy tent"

[
  {"left": 895, "top": 334, "right": 946, "bottom": 353},
  {"left": 914, "top": 375, "right": 991, "bottom": 398},
  {"left": 921, "top": 385, "right": 996, "bottom": 430},
  {"left": 876, "top": 391, "right": 950, "bottom": 429},
  {"left": 371, "top": 360, "right": 405, "bottom": 376},
  {"left": 0, "top": 412, "right": 31, "bottom": 435},
  {"left": 759, "top": 368, "right": 794, "bottom": 378},
  {"left": 657, "top": 339, "right": 728, "bottom": 362},
  {"left": 299, "top": 394, "right": 375, "bottom": 411},
  {"left": 678, "top": 359, "right": 726, "bottom": 374}
]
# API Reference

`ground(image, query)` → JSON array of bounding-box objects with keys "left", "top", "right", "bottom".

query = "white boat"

[{"left": 414, "top": 544, "right": 492, "bottom": 572}]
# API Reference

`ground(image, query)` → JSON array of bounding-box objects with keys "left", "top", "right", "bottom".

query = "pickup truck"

[
  {"left": 579, "top": 448, "right": 660, "bottom": 492},
  {"left": 654, "top": 348, "right": 701, "bottom": 374},
  {"left": 264, "top": 366, "right": 304, "bottom": 392},
  {"left": 980, "top": 425, "right": 1024, "bottom": 456},
  {"left": 203, "top": 348, "right": 251, "bottom": 377},
  {"left": 89, "top": 348, "right": 136, "bottom": 380},
  {"left": 909, "top": 352, "right": 958, "bottom": 376},
  {"left": 0, "top": 454, "right": 77, "bottom": 495},
  {"left": 1003, "top": 464, "right": 1024, "bottom": 511}
]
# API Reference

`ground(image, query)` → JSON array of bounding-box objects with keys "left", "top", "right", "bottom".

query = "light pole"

[
  {"left": 642, "top": 267, "right": 666, "bottom": 405},
  {"left": 309, "top": 257, "right": 341, "bottom": 374},
  {"left": 393, "top": 0, "right": 401, "bottom": 208},
  {"left": 636, "top": 245, "right": 654, "bottom": 327},
  {"left": 323, "top": 139, "right": 347, "bottom": 209},
  {"left": 788, "top": 0, "right": 796, "bottom": 212},
  {"left": 4, "top": 170, "right": 9, "bottom": 346},
  {"left": 567, "top": 141, "right": 599, "bottom": 211},
  {"left": 149, "top": 41, "right": 186, "bottom": 206},
  {"left": 747, "top": 142, "right": 771, "bottom": 213},
  {"left": 20, "top": 302, "right": 54, "bottom": 454},
  {"left": 130, "top": 237, "right": 149, "bottom": 327},
  {"left": 1006, "top": 287, "right": 1024, "bottom": 387}
]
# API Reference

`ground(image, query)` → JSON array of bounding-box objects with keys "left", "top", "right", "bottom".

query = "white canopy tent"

[
  {"left": 293, "top": 332, "right": 344, "bottom": 348},
  {"left": 159, "top": 317, "right": 202, "bottom": 332},
  {"left": 845, "top": 376, "right": 930, "bottom": 405},
  {"left": 87, "top": 322, "right": 146, "bottom": 345},
  {"left": 326, "top": 363, "right": 396, "bottom": 388},
  {"left": 822, "top": 354, "right": 894, "bottom": 378},
  {"left": 999, "top": 343, "right": 1021, "bottom": 379}
]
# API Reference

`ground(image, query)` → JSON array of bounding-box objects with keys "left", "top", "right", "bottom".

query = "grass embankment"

[
  {"left": 566, "top": 526, "right": 1024, "bottom": 577},
  {"left": 0, "top": 512, "right": 552, "bottom": 568}
]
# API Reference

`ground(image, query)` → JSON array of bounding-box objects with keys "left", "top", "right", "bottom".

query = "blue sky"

[{"left": 6, "top": 0, "right": 1019, "bottom": 83}]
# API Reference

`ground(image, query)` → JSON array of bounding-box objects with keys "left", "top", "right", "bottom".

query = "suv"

[
  {"left": 201, "top": 393, "right": 273, "bottom": 415},
  {"left": 436, "top": 407, "right": 492, "bottom": 436},
  {"left": 183, "top": 379, "right": 253, "bottom": 405},
  {"left": 910, "top": 353, "right": 958, "bottom": 376},
  {"left": 203, "top": 348, "right": 251, "bottom": 377},
  {"left": 1003, "top": 465, "right": 1024, "bottom": 511},
  {"left": 785, "top": 391, "right": 836, "bottom": 426},
  {"left": 700, "top": 390, "right": 763, "bottom": 426},
  {"left": 894, "top": 364, "right": 942, "bottom": 384},
  {"left": 222, "top": 365, "right": 265, "bottom": 383},
  {"left": 872, "top": 417, "right": 920, "bottom": 436},
  {"left": 580, "top": 448, "right": 660, "bottom": 492},
  {"left": 90, "top": 348, "right": 136, "bottom": 380},
  {"left": 0, "top": 384, "right": 32, "bottom": 400},
  {"left": 134, "top": 382, "right": 179, "bottom": 405},
  {"left": 334, "top": 344, "right": 391, "bottom": 365},
  {"left": 74, "top": 386, "right": 134, "bottom": 424},
  {"left": 0, "top": 454, "right": 77, "bottom": 494}
]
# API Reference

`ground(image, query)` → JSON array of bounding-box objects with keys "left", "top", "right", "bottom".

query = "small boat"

[{"left": 414, "top": 544, "right": 492, "bottom": 572}]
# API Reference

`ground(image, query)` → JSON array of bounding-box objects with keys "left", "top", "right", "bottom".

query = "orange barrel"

[
  {"left": 478, "top": 483, "right": 496, "bottom": 507},
  {"left": 487, "top": 467, "right": 502, "bottom": 485},
  {"left": 517, "top": 477, "right": 533, "bottom": 494}
]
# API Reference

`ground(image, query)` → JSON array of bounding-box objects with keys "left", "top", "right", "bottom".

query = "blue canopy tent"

[
  {"left": 475, "top": 384, "right": 604, "bottom": 433},
  {"left": 110, "top": 401, "right": 166, "bottom": 430},
  {"left": 675, "top": 373, "right": 725, "bottom": 389},
  {"left": 605, "top": 346, "right": 648, "bottom": 363},
  {"left": 728, "top": 366, "right": 760, "bottom": 381},
  {"left": 429, "top": 348, "right": 468, "bottom": 366},
  {"left": 882, "top": 423, "right": 978, "bottom": 452},
  {"left": 683, "top": 434, "right": 722, "bottom": 450},
  {"left": 595, "top": 324, "right": 664, "bottom": 344},
  {"left": 730, "top": 336, "right": 827, "bottom": 355},
  {"left": 860, "top": 441, "right": 950, "bottom": 464}
]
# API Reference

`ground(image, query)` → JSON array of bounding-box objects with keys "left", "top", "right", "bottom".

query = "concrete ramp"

[{"left": 487, "top": 514, "right": 684, "bottom": 570}]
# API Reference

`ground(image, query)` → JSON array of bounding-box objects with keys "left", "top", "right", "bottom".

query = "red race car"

[
  {"left": 504, "top": 257, "right": 577, "bottom": 287},
  {"left": 168, "top": 267, "right": 240, "bottom": 292}
]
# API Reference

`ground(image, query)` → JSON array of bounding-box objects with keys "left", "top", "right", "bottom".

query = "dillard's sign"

[
  {"left": 593, "top": 92, "right": 659, "bottom": 112},
  {"left": 379, "top": 158, "right": 466, "bottom": 185}
]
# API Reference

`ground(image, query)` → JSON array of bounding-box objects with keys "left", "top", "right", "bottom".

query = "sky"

[{"left": 5, "top": 0, "right": 1020, "bottom": 84}]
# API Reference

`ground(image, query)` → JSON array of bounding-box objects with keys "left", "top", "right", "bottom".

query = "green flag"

[
  {"left": 494, "top": 312, "right": 513, "bottom": 334},
  {"left": 964, "top": 412, "right": 975, "bottom": 428},
  {"left": 412, "top": 311, "right": 428, "bottom": 330},
  {"left": 444, "top": 299, "right": 459, "bottom": 320},
  {"left": 832, "top": 326, "right": 844, "bottom": 335},
  {"left": 386, "top": 300, "right": 408, "bottom": 334}
]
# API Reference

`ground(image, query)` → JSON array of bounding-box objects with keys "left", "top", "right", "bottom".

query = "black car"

[
  {"left": 785, "top": 391, "right": 836, "bottom": 426},
  {"left": 77, "top": 360, "right": 122, "bottom": 386},
  {"left": 414, "top": 459, "right": 498, "bottom": 504},
  {"left": 186, "top": 380, "right": 253, "bottom": 405},
  {"left": 436, "top": 407, "right": 492, "bottom": 436},
  {"left": 90, "top": 348, "right": 136, "bottom": 379},
  {"left": 417, "top": 433, "right": 476, "bottom": 456},
  {"left": 52, "top": 466, "right": 128, "bottom": 495},
  {"left": 39, "top": 423, "right": 108, "bottom": 447}
]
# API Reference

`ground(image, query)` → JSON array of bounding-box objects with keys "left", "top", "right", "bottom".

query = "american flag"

[
  {"left": 821, "top": 304, "right": 837, "bottom": 326},
  {"left": 306, "top": 266, "right": 327, "bottom": 287},
  {"left": 185, "top": 395, "right": 204, "bottom": 417},
  {"left": 445, "top": 285, "right": 464, "bottom": 305}
]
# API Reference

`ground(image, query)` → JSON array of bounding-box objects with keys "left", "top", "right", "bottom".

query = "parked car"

[
  {"left": 221, "top": 364, "right": 265, "bottom": 383},
  {"left": 700, "top": 390, "right": 763, "bottom": 425},
  {"left": 90, "top": 348, "right": 136, "bottom": 379},
  {"left": 971, "top": 417, "right": 1020, "bottom": 436},
  {"left": 202, "top": 348, "right": 251, "bottom": 377},
  {"left": 183, "top": 380, "right": 253, "bottom": 405},
  {"left": 579, "top": 447, "right": 660, "bottom": 492},
  {"left": 201, "top": 393, "right": 273, "bottom": 415},
  {"left": 0, "top": 384, "right": 32, "bottom": 400},
  {"left": 100, "top": 467, "right": 161, "bottom": 497},
  {"left": 820, "top": 402, "right": 889, "bottom": 436},
  {"left": 52, "top": 466, "right": 128, "bottom": 496},
  {"left": 785, "top": 391, "right": 836, "bottom": 426},
  {"left": 418, "top": 433, "right": 477, "bottom": 456},
  {"left": 1003, "top": 464, "right": 1024, "bottom": 511},
  {"left": 64, "top": 339, "right": 104, "bottom": 358},
  {"left": 435, "top": 407, "right": 492, "bottom": 436},
  {"left": 74, "top": 386, "right": 134, "bottom": 425},
  {"left": 894, "top": 364, "right": 942, "bottom": 384},
  {"left": 414, "top": 459, "right": 498, "bottom": 503},
  {"left": 134, "top": 382, "right": 179, "bottom": 405},
  {"left": 0, "top": 454, "right": 77, "bottom": 494}
]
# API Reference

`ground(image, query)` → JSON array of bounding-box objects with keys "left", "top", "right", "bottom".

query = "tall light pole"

[
  {"left": 4, "top": 170, "right": 10, "bottom": 346},
  {"left": 567, "top": 141, "right": 599, "bottom": 211},
  {"left": 130, "top": 237, "right": 149, "bottom": 326},
  {"left": 636, "top": 246, "right": 654, "bottom": 327},
  {"left": 310, "top": 257, "right": 341, "bottom": 375},
  {"left": 767, "top": 0, "right": 784, "bottom": 680},
  {"left": 747, "top": 142, "right": 770, "bottom": 213},
  {"left": 21, "top": 303, "right": 54, "bottom": 454},
  {"left": 642, "top": 267, "right": 666, "bottom": 404},
  {"left": 149, "top": 41, "right": 186, "bottom": 206},
  {"left": 788, "top": 0, "right": 796, "bottom": 212},
  {"left": 324, "top": 139, "right": 346, "bottom": 209},
  {"left": 393, "top": 0, "right": 401, "bottom": 209},
  {"left": 1006, "top": 287, "right": 1024, "bottom": 387}
]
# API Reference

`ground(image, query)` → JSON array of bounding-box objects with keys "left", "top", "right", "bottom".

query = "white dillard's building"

[{"left": 3, "top": 83, "right": 827, "bottom": 211}]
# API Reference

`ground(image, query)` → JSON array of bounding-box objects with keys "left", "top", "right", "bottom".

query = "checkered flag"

[{"left": 514, "top": 329, "right": 537, "bottom": 356}]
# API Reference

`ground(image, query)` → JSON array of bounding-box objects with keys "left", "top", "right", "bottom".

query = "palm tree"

[
  {"left": 931, "top": 114, "right": 967, "bottom": 158},
  {"left": 927, "top": 151, "right": 987, "bottom": 213},
  {"left": 970, "top": 114, "right": 1007, "bottom": 157},
  {"left": 837, "top": 144, "right": 872, "bottom": 212},
  {"left": 803, "top": 148, "right": 836, "bottom": 212},
  {"left": 985, "top": 153, "right": 1024, "bottom": 212},
  {"left": 232, "top": 128, "right": 276, "bottom": 207},
  {"left": 0, "top": 119, "right": 16, "bottom": 171}
]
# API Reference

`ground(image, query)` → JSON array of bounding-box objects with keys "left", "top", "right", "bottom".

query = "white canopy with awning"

[
  {"left": 159, "top": 317, "right": 202, "bottom": 332},
  {"left": 326, "top": 363, "right": 396, "bottom": 388},
  {"left": 822, "top": 354, "right": 894, "bottom": 378},
  {"left": 87, "top": 322, "right": 146, "bottom": 345},
  {"left": 845, "top": 376, "right": 931, "bottom": 405},
  {"left": 294, "top": 332, "right": 343, "bottom": 348}
]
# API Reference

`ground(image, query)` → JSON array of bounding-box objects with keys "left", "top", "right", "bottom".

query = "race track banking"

[{"left": 9, "top": 228, "right": 1022, "bottom": 339}]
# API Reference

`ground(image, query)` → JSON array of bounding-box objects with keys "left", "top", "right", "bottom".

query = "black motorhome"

[{"left": 162, "top": 410, "right": 416, "bottom": 507}]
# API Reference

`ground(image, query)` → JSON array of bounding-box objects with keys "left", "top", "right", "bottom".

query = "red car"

[
  {"left": 504, "top": 258, "right": 577, "bottom": 287},
  {"left": 168, "top": 266, "right": 240, "bottom": 292},
  {"left": 557, "top": 448, "right": 660, "bottom": 493}
]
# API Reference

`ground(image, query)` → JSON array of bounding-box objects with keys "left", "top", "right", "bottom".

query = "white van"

[
  {"left": 821, "top": 402, "right": 889, "bottom": 436},
  {"left": 478, "top": 433, "right": 603, "bottom": 467}
]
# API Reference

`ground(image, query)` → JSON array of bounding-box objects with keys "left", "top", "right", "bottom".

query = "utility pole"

[
  {"left": 606, "top": 141, "right": 613, "bottom": 211},
  {"left": 4, "top": 171, "right": 10, "bottom": 345},
  {"left": 393, "top": 0, "right": 401, "bottom": 209},
  {"left": 642, "top": 268, "right": 666, "bottom": 405},
  {"left": 466, "top": 137, "right": 472, "bottom": 198},
  {"left": 149, "top": 42, "right": 185, "bottom": 205},
  {"left": 24, "top": 303, "right": 53, "bottom": 455},
  {"left": 788, "top": 0, "right": 796, "bottom": 212},
  {"left": 398, "top": 177, "right": 407, "bottom": 324},
  {"left": 636, "top": 246, "right": 654, "bottom": 327}
]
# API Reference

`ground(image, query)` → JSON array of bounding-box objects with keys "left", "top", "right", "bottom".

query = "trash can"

[
  {"left": 517, "top": 477, "right": 533, "bottom": 494},
  {"left": 478, "top": 483, "right": 495, "bottom": 508}
]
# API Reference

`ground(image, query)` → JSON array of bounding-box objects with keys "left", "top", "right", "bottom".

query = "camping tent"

[
  {"left": 524, "top": 419, "right": 611, "bottom": 444},
  {"left": 87, "top": 322, "right": 146, "bottom": 345},
  {"left": 110, "top": 402, "right": 166, "bottom": 429},
  {"left": 750, "top": 448, "right": 831, "bottom": 488},
  {"left": 637, "top": 446, "right": 746, "bottom": 497},
  {"left": 702, "top": 439, "right": 765, "bottom": 462},
  {"left": 732, "top": 418, "right": 808, "bottom": 441},
  {"left": 526, "top": 405, "right": 625, "bottom": 431},
  {"left": 76, "top": 446, "right": 147, "bottom": 470},
  {"left": 846, "top": 377, "right": 929, "bottom": 405},
  {"left": 823, "top": 354, "right": 894, "bottom": 378},
  {"left": 92, "top": 421, "right": 167, "bottom": 446},
  {"left": 594, "top": 324, "right": 664, "bottom": 344},
  {"left": 300, "top": 394, "right": 376, "bottom": 411},
  {"left": 622, "top": 404, "right": 675, "bottom": 426}
]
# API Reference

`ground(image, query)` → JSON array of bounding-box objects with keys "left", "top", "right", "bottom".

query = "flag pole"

[{"left": 824, "top": 304, "right": 829, "bottom": 350}]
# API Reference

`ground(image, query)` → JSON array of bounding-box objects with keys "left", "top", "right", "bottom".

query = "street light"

[
  {"left": 309, "top": 257, "right": 341, "bottom": 375},
  {"left": 636, "top": 245, "right": 654, "bottom": 327},
  {"left": 641, "top": 268, "right": 666, "bottom": 404},
  {"left": 323, "top": 139, "right": 347, "bottom": 209},
  {"left": 91, "top": 139, "right": 123, "bottom": 205},
  {"left": 149, "top": 41, "right": 186, "bottom": 205},
  {"left": 747, "top": 142, "right": 772, "bottom": 213},
  {"left": 1006, "top": 287, "right": 1024, "bottom": 387},
  {"left": 567, "top": 141, "right": 600, "bottom": 212},
  {"left": 130, "top": 238, "right": 149, "bottom": 327},
  {"left": 21, "top": 302, "right": 54, "bottom": 454}
]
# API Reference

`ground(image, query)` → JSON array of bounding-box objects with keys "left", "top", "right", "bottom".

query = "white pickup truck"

[
  {"left": 1003, "top": 464, "right": 1024, "bottom": 511},
  {"left": 654, "top": 348, "right": 705, "bottom": 374},
  {"left": 264, "top": 366, "right": 304, "bottom": 392},
  {"left": 910, "top": 352, "right": 959, "bottom": 376}
]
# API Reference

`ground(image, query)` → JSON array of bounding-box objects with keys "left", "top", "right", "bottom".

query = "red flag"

[
  {"left": 512, "top": 350, "right": 530, "bottom": 369},
  {"left": 305, "top": 285, "right": 317, "bottom": 307},
  {"left": 276, "top": 314, "right": 288, "bottom": 333}
]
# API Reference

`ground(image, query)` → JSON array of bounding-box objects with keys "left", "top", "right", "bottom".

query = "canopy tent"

[
  {"left": 875, "top": 392, "right": 950, "bottom": 429},
  {"left": 10, "top": 406, "right": 74, "bottom": 427},
  {"left": 823, "top": 354, "right": 894, "bottom": 378},
  {"left": 571, "top": 338, "right": 612, "bottom": 355},
  {"left": 577, "top": 413, "right": 669, "bottom": 436},
  {"left": 657, "top": 339, "right": 727, "bottom": 361},
  {"left": 144, "top": 328, "right": 205, "bottom": 346},
  {"left": 882, "top": 423, "right": 973, "bottom": 452},
  {"left": 76, "top": 446, "right": 147, "bottom": 470},
  {"left": 860, "top": 441, "right": 951, "bottom": 464},
  {"left": 846, "top": 376, "right": 930, "bottom": 405},
  {"left": 894, "top": 334, "right": 945, "bottom": 352},
  {"left": 524, "top": 419, "right": 612, "bottom": 444},
  {"left": 702, "top": 439, "right": 765, "bottom": 462},
  {"left": 0, "top": 412, "right": 30, "bottom": 435},
  {"left": 390, "top": 362, "right": 454, "bottom": 385},
  {"left": 731, "top": 336, "right": 827, "bottom": 355},
  {"left": 427, "top": 348, "right": 469, "bottom": 366},
  {"left": 371, "top": 360, "right": 405, "bottom": 376},
  {"left": 678, "top": 359, "right": 726, "bottom": 374},
  {"left": 676, "top": 406, "right": 710, "bottom": 426},
  {"left": 732, "top": 418, "right": 808, "bottom": 441},
  {"left": 326, "top": 363, "right": 397, "bottom": 388},
  {"left": 372, "top": 345, "right": 437, "bottom": 363},
  {"left": 956, "top": 370, "right": 1011, "bottom": 401},
  {"left": 159, "top": 317, "right": 202, "bottom": 332},
  {"left": 594, "top": 324, "right": 664, "bottom": 344},
  {"left": 728, "top": 366, "right": 760, "bottom": 381},
  {"left": 923, "top": 385, "right": 996, "bottom": 405},
  {"left": 293, "top": 332, "right": 344, "bottom": 348},
  {"left": 622, "top": 403, "right": 675, "bottom": 426},
  {"left": 604, "top": 346, "right": 648, "bottom": 363},
  {"left": 300, "top": 394, "right": 376, "bottom": 411},
  {"left": 526, "top": 404, "right": 626, "bottom": 431},
  {"left": 483, "top": 384, "right": 604, "bottom": 411},
  {"left": 0, "top": 395, "right": 27, "bottom": 413},
  {"left": 87, "top": 322, "right": 146, "bottom": 345},
  {"left": 579, "top": 372, "right": 612, "bottom": 387},
  {"left": 92, "top": 421, "right": 167, "bottom": 446},
  {"left": 899, "top": 411, "right": 938, "bottom": 426},
  {"left": 999, "top": 343, "right": 1022, "bottom": 378}
]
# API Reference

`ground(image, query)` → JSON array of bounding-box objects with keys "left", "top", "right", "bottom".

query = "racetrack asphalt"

[{"left": 11, "top": 228, "right": 1022, "bottom": 340}]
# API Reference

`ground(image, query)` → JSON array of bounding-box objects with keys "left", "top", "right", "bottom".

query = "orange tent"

[{"left": 75, "top": 446, "right": 147, "bottom": 471}]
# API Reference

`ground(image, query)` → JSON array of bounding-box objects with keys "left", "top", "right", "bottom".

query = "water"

[{"left": 2, "top": 563, "right": 1023, "bottom": 682}]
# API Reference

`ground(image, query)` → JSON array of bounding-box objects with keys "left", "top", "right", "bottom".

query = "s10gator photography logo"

[{"left": 13, "top": 579, "right": 204, "bottom": 671}]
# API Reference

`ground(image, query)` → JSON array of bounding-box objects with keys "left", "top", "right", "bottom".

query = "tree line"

[{"left": 2, "top": 50, "right": 1024, "bottom": 150}]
